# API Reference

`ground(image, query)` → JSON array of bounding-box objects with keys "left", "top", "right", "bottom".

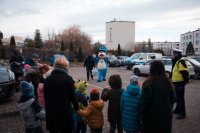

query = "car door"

[{"left": 142, "top": 61, "right": 151, "bottom": 74}]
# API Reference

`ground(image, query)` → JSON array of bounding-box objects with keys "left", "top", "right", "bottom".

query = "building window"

[
  {"left": 189, "top": 35, "right": 192, "bottom": 39},
  {"left": 183, "top": 43, "right": 185, "bottom": 47},
  {"left": 195, "top": 48, "right": 198, "bottom": 52},
  {"left": 109, "top": 28, "right": 112, "bottom": 42},
  {"left": 186, "top": 36, "right": 188, "bottom": 40},
  {"left": 183, "top": 36, "right": 185, "bottom": 40},
  {"left": 196, "top": 33, "right": 199, "bottom": 38},
  {"left": 177, "top": 44, "right": 179, "bottom": 46},
  {"left": 196, "top": 40, "right": 199, "bottom": 45}
]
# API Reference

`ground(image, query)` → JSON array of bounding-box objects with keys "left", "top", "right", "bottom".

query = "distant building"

[
  {"left": 152, "top": 42, "right": 180, "bottom": 55},
  {"left": 180, "top": 28, "right": 200, "bottom": 55},
  {"left": 2, "top": 36, "right": 24, "bottom": 47},
  {"left": 106, "top": 20, "right": 135, "bottom": 50}
]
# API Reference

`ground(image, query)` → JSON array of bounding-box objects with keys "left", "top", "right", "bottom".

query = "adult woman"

[
  {"left": 44, "top": 57, "right": 79, "bottom": 133},
  {"left": 139, "top": 61, "right": 175, "bottom": 133}
]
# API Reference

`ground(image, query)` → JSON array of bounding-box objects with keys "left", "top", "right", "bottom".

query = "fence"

[{"left": 0, "top": 45, "right": 68, "bottom": 62}]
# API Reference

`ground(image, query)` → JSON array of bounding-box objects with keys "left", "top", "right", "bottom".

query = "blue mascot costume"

[{"left": 96, "top": 45, "right": 109, "bottom": 82}]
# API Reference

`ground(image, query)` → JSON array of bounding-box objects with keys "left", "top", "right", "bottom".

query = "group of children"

[
  {"left": 73, "top": 74, "right": 142, "bottom": 133},
  {"left": 17, "top": 63, "right": 142, "bottom": 133}
]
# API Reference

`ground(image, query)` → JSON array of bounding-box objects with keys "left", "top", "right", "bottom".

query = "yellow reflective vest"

[{"left": 172, "top": 58, "right": 189, "bottom": 82}]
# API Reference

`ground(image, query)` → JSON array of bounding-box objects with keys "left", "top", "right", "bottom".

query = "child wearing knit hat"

[
  {"left": 120, "top": 75, "right": 142, "bottom": 133},
  {"left": 73, "top": 80, "right": 89, "bottom": 133},
  {"left": 17, "top": 81, "right": 45, "bottom": 133},
  {"left": 78, "top": 88, "right": 104, "bottom": 133}
]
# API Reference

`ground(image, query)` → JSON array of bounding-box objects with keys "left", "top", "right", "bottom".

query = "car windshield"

[
  {"left": 187, "top": 58, "right": 200, "bottom": 66},
  {"left": 0, "top": 68, "right": 10, "bottom": 83},
  {"left": 130, "top": 53, "right": 141, "bottom": 59},
  {"left": 109, "top": 55, "right": 117, "bottom": 59}
]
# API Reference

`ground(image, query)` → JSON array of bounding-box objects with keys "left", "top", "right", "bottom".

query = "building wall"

[
  {"left": 152, "top": 42, "right": 180, "bottom": 55},
  {"left": 180, "top": 29, "right": 200, "bottom": 55},
  {"left": 106, "top": 21, "right": 135, "bottom": 50}
]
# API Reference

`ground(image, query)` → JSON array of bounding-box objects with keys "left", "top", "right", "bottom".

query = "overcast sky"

[{"left": 0, "top": 0, "right": 200, "bottom": 43}]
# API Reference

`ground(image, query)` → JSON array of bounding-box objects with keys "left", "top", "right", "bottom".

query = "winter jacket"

[
  {"left": 101, "top": 88, "right": 123, "bottom": 123},
  {"left": 73, "top": 89, "right": 88, "bottom": 122},
  {"left": 120, "top": 84, "right": 141, "bottom": 132},
  {"left": 44, "top": 68, "right": 79, "bottom": 132},
  {"left": 84, "top": 56, "right": 95, "bottom": 70},
  {"left": 78, "top": 99, "right": 104, "bottom": 129},
  {"left": 139, "top": 78, "right": 175, "bottom": 133},
  {"left": 37, "top": 83, "right": 45, "bottom": 108},
  {"left": 9, "top": 49, "right": 24, "bottom": 73},
  {"left": 17, "top": 98, "right": 45, "bottom": 128}
]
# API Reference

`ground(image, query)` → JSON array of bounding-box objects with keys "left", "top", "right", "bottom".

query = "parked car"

[
  {"left": 192, "top": 57, "right": 200, "bottom": 62},
  {"left": 117, "top": 56, "right": 128, "bottom": 66},
  {"left": 184, "top": 57, "right": 200, "bottom": 80},
  {"left": 124, "top": 53, "right": 162, "bottom": 69},
  {"left": 0, "top": 65, "right": 16, "bottom": 99},
  {"left": 107, "top": 55, "right": 120, "bottom": 67},
  {"left": 49, "top": 54, "right": 68, "bottom": 66},
  {"left": 132, "top": 59, "right": 195, "bottom": 78}
]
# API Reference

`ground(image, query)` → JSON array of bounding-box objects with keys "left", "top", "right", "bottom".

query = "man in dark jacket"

[
  {"left": 9, "top": 48, "right": 24, "bottom": 91},
  {"left": 84, "top": 55, "right": 95, "bottom": 81},
  {"left": 44, "top": 57, "right": 79, "bottom": 133}
]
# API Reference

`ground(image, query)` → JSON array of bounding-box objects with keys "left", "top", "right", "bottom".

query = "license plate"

[{"left": 0, "top": 87, "right": 2, "bottom": 92}]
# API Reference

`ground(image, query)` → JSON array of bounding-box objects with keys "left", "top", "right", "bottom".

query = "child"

[
  {"left": 101, "top": 74, "right": 124, "bottom": 133},
  {"left": 78, "top": 88, "right": 104, "bottom": 133},
  {"left": 37, "top": 83, "right": 45, "bottom": 108},
  {"left": 17, "top": 81, "right": 45, "bottom": 133},
  {"left": 23, "top": 64, "right": 31, "bottom": 76},
  {"left": 120, "top": 75, "right": 141, "bottom": 133},
  {"left": 74, "top": 80, "right": 89, "bottom": 133},
  {"left": 39, "top": 64, "right": 52, "bottom": 79}
]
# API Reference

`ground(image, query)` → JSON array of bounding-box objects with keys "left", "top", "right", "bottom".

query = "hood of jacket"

[
  {"left": 126, "top": 84, "right": 141, "bottom": 96},
  {"left": 17, "top": 98, "right": 34, "bottom": 110},
  {"left": 89, "top": 99, "right": 104, "bottom": 109}
]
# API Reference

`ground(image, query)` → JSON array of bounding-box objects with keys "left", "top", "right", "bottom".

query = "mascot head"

[
  {"left": 77, "top": 80, "right": 88, "bottom": 93},
  {"left": 98, "top": 45, "right": 107, "bottom": 59}
]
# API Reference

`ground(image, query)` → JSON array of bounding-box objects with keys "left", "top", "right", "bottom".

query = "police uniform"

[{"left": 172, "top": 49, "right": 189, "bottom": 119}]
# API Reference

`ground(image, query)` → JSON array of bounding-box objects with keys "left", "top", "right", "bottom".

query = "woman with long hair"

[{"left": 139, "top": 60, "right": 175, "bottom": 133}]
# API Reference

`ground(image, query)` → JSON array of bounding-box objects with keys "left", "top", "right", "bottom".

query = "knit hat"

[
  {"left": 24, "top": 64, "right": 31, "bottom": 70},
  {"left": 31, "top": 53, "right": 39, "bottom": 59},
  {"left": 90, "top": 88, "right": 100, "bottom": 101},
  {"left": 130, "top": 75, "right": 139, "bottom": 85},
  {"left": 19, "top": 81, "right": 34, "bottom": 97}
]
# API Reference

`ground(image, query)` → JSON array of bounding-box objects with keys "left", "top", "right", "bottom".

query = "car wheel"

[
  {"left": 165, "top": 71, "right": 170, "bottom": 78},
  {"left": 195, "top": 72, "right": 200, "bottom": 80},
  {"left": 134, "top": 68, "right": 140, "bottom": 76}
]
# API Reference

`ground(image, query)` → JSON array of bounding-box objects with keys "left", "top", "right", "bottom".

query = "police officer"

[{"left": 172, "top": 48, "right": 189, "bottom": 119}]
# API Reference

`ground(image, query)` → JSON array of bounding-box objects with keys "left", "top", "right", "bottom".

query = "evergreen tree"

[
  {"left": 10, "top": 36, "right": 16, "bottom": 46},
  {"left": 60, "top": 40, "right": 65, "bottom": 51},
  {"left": 117, "top": 43, "right": 122, "bottom": 56},
  {"left": 34, "top": 29, "right": 43, "bottom": 48},
  {"left": 24, "top": 38, "right": 35, "bottom": 48},
  {"left": 69, "top": 41, "right": 74, "bottom": 61},
  {"left": 77, "top": 46, "right": 83, "bottom": 62},
  {"left": 186, "top": 42, "right": 195, "bottom": 55}
]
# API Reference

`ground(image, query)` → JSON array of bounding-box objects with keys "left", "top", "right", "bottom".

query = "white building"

[
  {"left": 152, "top": 42, "right": 180, "bottom": 55},
  {"left": 106, "top": 20, "right": 135, "bottom": 50},
  {"left": 180, "top": 28, "right": 200, "bottom": 55}
]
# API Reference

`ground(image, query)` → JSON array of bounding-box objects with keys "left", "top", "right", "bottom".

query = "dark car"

[
  {"left": 108, "top": 55, "right": 120, "bottom": 67},
  {"left": 49, "top": 54, "right": 68, "bottom": 66},
  {"left": 117, "top": 56, "right": 128, "bottom": 66},
  {"left": 185, "top": 57, "right": 200, "bottom": 80},
  {"left": 0, "top": 65, "right": 16, "bottom": 99}
]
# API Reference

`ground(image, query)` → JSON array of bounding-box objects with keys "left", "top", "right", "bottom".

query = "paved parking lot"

[{"left": 0, "top": 66, "right": 200, "bottom": 133}]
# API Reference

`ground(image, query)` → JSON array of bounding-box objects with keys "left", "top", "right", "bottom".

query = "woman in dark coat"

[
  {"left": 44, "top": 57, "right": 79, "bottom": 133},
  {"left": 101, "top": 74, "right": 124, "bottom": 133},
  {"left": 139, "top": 61, "right": 175, "bottom": 133},
  {"left": 9, "top": 48, "right": 24, "bottom": 91}
]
